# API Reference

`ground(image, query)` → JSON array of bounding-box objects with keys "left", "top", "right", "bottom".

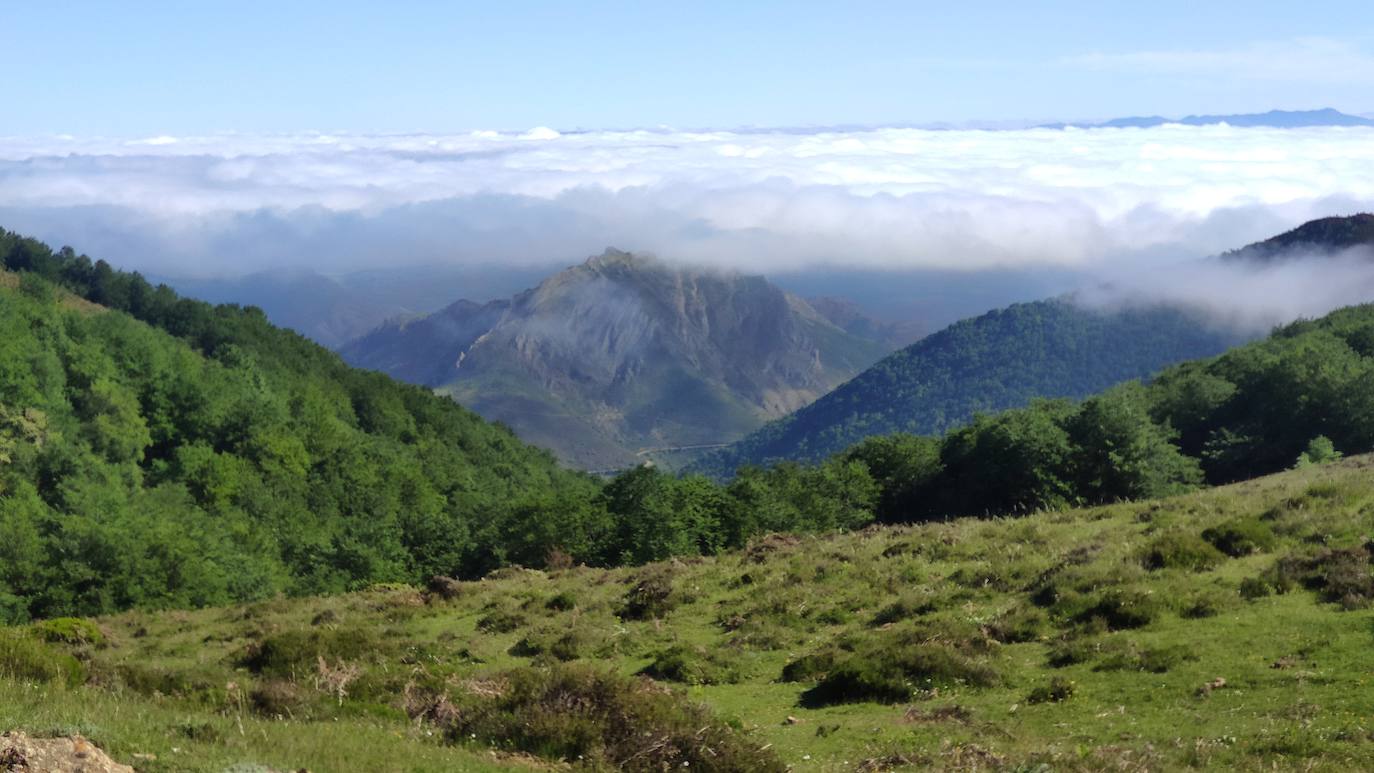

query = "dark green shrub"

[
  {"left": 509, "top": 626, "right": 598, "bottom": 662},
  {"left": 544, "top": 591, "right": 578, "bottom": 612},
  {"left": 1093, "top": 642, "right": 1195, "bottom": 673},
  {"left": 0, "top": 630, "right": 85, "bottom": 686},
  {"left": 1026, "top": 676, "right": 1075, "bottom": 704},
  {"left": 986, "top": 606, "right": 1049, "bottom": 643},
  {"left": 1181, "top": 587, "right": 1235, "bottom": 618},
  {"left": 1239, "top": 576, "right": 1274, "bottom": 600},
  {"left": 800, "top": 643, "right": 999, "bottom": 707},
  {"left": 429, "top": 664, "right": 785, "bottom": 772},
  {"left": 30, "top": 618, "right": 105, "bottom": 648},
  {"left": 1202, "top": 518, "right": 1277, "bottom": 557},
  {"left": 476, "top": 607, "right": 527, "bottom": 634},
  {"left": 780, "top": 650, "right": 839, "bottom": 683},
  {"left": 1046, "top": 635, "right": 1100, "bottom": 668},
  {"left": 639, "top": 645, "right": 742, "bottom": 686},
  {"left": 1143, "top": 532, "right": 1226, "bottom": 571},
  {"left": 250, "top": 678, "right": 311, "bottom": 717},
  {"left": 1072, "top": 588, "right": 1161, "bottom": 630},
  {"left": 869, "top": 594, "right": 939, "bottom": 627},
  {"left": 238, "top": 627, "right": 386, "bottom": 677},
  {"left": 619, "top": 566, "right": 680, "bottom": 621},
  {"left": 114, "top": 662, "right": 228, "bottom": 703},
  {"left": 1259, "top": 547, "right": 1374, "bottom": 608}
]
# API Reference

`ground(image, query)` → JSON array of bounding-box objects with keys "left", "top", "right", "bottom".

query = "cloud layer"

[{"left": 1, "top": 125, "right": 1373, "bottom": 277}]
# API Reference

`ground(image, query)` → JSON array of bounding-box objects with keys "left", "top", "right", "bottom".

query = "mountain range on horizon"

[{"left": 1039, "top": 107, "right": 1374, "bottom": 130}]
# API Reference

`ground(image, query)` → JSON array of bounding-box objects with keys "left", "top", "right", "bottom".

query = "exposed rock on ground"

[{"left": 0, "top": 732, "right": 133, "bottom": 773}]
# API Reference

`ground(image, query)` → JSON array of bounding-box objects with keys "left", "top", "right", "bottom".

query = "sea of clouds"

[{"left": 1, "top": 125, "right": 1372, "bottom": 294}]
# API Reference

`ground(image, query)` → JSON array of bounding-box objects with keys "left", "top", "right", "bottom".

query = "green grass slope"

[{"left": 5, "top": 456, "right": 1374, "bottom": 771}]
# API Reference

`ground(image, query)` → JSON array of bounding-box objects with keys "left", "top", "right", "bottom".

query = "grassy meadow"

[{"left": 6, "top": 456, "right": 1374, "bottom": 771}]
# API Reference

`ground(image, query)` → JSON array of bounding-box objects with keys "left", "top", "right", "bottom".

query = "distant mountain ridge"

[
  {"left": 689, "top": 299, "right": 1246, "bottom": 476},
  {"left": 341, "top": 250, "right": 889, "bottom": 469},
  {"left": 1224, "top": 213, "right": 1374, "bottom": 262},
  {"left": 1042, "top": 108, "right": 1374, "bottom": 130},
  {"left": 691, "top": 214, "right": 1374, "bottom": 477}
]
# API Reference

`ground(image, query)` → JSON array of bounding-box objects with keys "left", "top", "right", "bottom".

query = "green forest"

[
  {"left": 5, "top": 229, "right": 1374, "bottom": 626},
  {"left": 693, "top": 298, "right": 1245, "bottom": 474}
]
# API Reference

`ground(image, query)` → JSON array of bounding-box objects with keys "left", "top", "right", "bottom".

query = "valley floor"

[{"left": 7, "top": 458, "right": 1374, "bottom": 771}]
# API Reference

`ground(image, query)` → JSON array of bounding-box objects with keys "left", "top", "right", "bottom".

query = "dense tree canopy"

[{"left": 692, "top": 299, "right": 1245, "bottom": 476}]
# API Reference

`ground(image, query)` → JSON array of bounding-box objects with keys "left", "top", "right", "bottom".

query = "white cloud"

[
  {"left": 0, "top": 124, "right": 1372, "bottom": 276},
  {"left": 1079, "top": 247, "right": 1374, "bottom": 333}
]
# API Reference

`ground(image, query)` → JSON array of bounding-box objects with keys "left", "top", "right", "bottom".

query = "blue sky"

[{"left": 8, "top": 0, "right": 1374, "bottom": 134}]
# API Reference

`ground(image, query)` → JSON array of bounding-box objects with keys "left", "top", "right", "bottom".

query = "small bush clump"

[
  {"left": 544, "top": 591, "right": 578, "bottom": 612},
  {"left": 1093, "top": 641, "right": 1196, "bottom": 673},
  {"left": 1202, "top": 518, "right": 1277, "bottom": 557},
  {"left": 780, "top": 650, "right": 840, "bottom": 683},
  {"left": 509, "top": 625, "right": 600, "bottom": 662},
  {"left": 239, "top": 627, "right": 385, "bottom": 677},
  {"left": 985, "top": 606, "right": 1049, "bottom": 643},
  {"left": 800, "top": 642, "right": 999, "bottom": 707},
  {"left": 30, "top": 617, "right": 105, "bottom": 648},
  {"left": 0, "top": 630, "right": 85, "bottom": 687},
  {"left": 422, "top": 664, "right": 786, "bottom": 771},
  {"left": 869, "top": 594, "right": 939, "bottom": 627},
  {"left": 1291, "top": 546, "right": 1374, "bottom": 608},
  {"left": 619, "top": 566, "right": 680, "bottom": 621},
  {"left": 639, "top": 644, "right": 743, "bottom": 686},
  {"left": 475, "top": 607, "right": 527, "bottom": 634},
  {"left": 1143, "top": 532, "right": 1226, "bottom": 571},
  {"left": 1071, "top": 587, "right": 1161, "bottom": 630},
  {"left": 1025, "top": 676, "right": 1075, "bottom": 704}
]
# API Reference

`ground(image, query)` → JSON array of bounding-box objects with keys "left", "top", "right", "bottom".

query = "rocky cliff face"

[{"left": 342, "top": 250, "right": 888, "bottom": 469}]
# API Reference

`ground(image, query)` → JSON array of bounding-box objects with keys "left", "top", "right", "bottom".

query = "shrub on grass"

[
  {"left": 1046, "top": 635, "right": 1100, "bottom": 668},
  {"left": 113, "top": 662, "right": 228, "bottom": 703},
  {"left": 780, "top": 650, "right": 840, "bottom": 683},
  {"left": 800, "top": 642, "right": 999, "bottom": 707},
  {"left": 1093, "top": 641, "right": 1196, "bottom": 673},
  {"left": 0, "top": 630, "right": 84, "bottom": 686},
  {"left": 1202, "top": 518, "right": 1278, "bottom": 557},
  {"left": 1025, "top": 676, "right": 1075, "bottom": 704},
  {"left": 618, "top": 566, "right": 680, "bottom": 621},
  {"left": 639, "top": 644, "right": 743, "bottom": 685},
  {"left": 1142, "top": 532, "right": 1226, "bottom": 571},
  {"left": 249, "top": 678, "right": 310, "bottom": 717},
  {"left": 424, "top": 664, "right": 785, "bottom": 772},
  {"left": 1071, "top": 587, "right": 1161, "bottom": 630},
  {"left": 1180, "top": 587, "right": 1236, "bottom": 618},
  {"left": 238, "top": 627, "right": 386, "bottom": 677},
  {"left": 869, "top": 594, "right": 939, "bottom": 627},
  {"left": 1301, "top": 546, "right": 1374, "bottom": 608},
  {"left": 544, "top": 591, "right": 578, "bottom": 612},
  {"left": 1239, "top": 576, "right": 1274, "bottom": 600},
  {"left": 509, "top": 625, "right": 601, "bottom": 662},
  {"left": 30, "top": 618, "right": 105, "bottom": 648},
  {"left": 475, "top": 606, "right": 527, "bottom": 634},
  {"left": 985, "top": 606, "right": 1049, "bottom": 643}
]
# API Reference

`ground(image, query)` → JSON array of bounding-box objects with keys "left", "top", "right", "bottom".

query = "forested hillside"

[
  {"left": 0, "top": 230, "right": 601, "bottom": 622},
  {"left": 694, "top": 299, "right": 1244, "bottom": 475},
  {"left": 8, "top": 227, "right": 1374, "bottom": 628}
]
